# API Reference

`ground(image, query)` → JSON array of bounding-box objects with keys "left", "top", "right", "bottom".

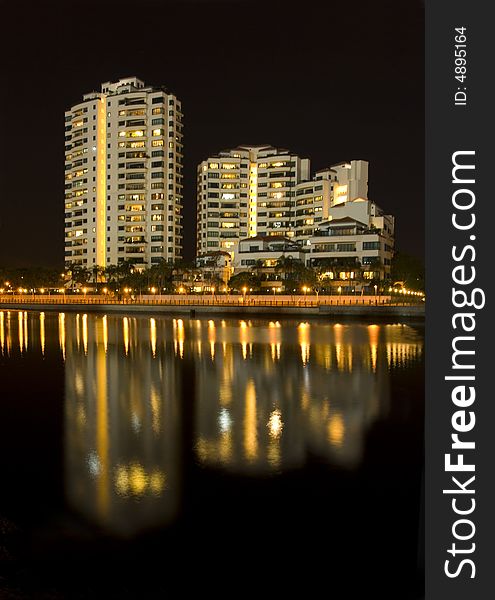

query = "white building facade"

[
  {"left": 64, "top": 77, "right": 183, "bottom": 271},
  {"left": 307, "top": 198, "right": 395, "bottom": 280},
  {"left": 233, "top": 236, "right": 306, "bottom": 270},
  {"left": 196, "top": 145, "right": 310, "bottom": 257},
  {"left": 197, "top": 147, "right": 370, "bottom": 258}
]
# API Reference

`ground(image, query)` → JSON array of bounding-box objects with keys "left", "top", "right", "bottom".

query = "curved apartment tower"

[{"left": 64, "top": 77, "right": 183, "bottom": 271}]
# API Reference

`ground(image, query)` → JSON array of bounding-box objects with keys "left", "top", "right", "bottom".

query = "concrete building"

[
  {"left": 307, "top": 198, "right": 395, "bottom": 281},
  {"left": 195, "top": 251, "right": 233, "bottom": 285},
  {"left": 233, "top": 235, "right": 306, "bottom": 270},
  {"left": 294, "top": 161, "right": 369, "bottom": 243},
  {"left": 196, "top": 145, "right": 310, "bottom": 257},
  {"left": 196, "top": 147, "right": 369, "bottom": 258},
  {"left": 64, "top": 77, "right": 183, "bottom": 271}
]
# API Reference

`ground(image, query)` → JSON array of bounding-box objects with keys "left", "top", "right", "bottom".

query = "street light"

[
  {"left": 374, "top": 284, "right": 377, "bottom": 296},
  {"left": 242, "top": 286, "right": 247, "bottom": 302},
  {"left": 302, "top": 286, "right": 308, "bottom": 296}
]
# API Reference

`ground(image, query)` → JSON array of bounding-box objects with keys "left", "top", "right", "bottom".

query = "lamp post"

[{"left": 242, "top": 286, "right": 247, "bottom": 303}]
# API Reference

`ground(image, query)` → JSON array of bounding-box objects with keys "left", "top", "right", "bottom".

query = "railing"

[{"left": 0, "top": 294, "right": 423, "bottom": 308}]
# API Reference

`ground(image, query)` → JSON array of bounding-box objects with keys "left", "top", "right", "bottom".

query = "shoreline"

[{"left": 0, "top": 300, "right": 424, "bottom": 320}]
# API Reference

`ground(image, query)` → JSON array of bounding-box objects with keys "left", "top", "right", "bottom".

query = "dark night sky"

[{"left": 0, "top": 0, "right": 424, "bottom": 268}]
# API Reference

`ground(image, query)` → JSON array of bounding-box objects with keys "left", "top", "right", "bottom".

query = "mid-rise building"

[
  {"left": 232, "top": 196, "right": 395, "bottom": 284},
  {"left": 196, "top": 146, "right": 369, "bottom": 258},
  {"left": 233, "top": 236, "right": 306, "bottom": 271},
  {"left": 196, "top": 145, "right": 310, "bottom": 256},
  {"left": 64, "top": 77, "right": 183, "bottom": 271},
  {"left": 294, "top": 161, "right": 369, "bottom": 243},
  {"left": 307, "top": 198, "right": 395, "bottom": 281}
]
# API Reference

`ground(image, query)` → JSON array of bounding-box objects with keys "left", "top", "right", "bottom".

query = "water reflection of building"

[
  {"left": 63, "top": 313, "right": 180, "bottom": 536},
  {"left": 192, "top": 320, "right": 423, "bottom": 474},
  {"left": 0, "top": 311, "right": 423, "bottom": 507}
]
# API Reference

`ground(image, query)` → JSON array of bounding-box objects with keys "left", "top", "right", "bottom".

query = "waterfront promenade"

[{"left": 0, "top": 294, "right": 424, "bottom": 318}]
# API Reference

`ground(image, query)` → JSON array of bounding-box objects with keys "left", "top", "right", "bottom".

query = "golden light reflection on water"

[
  {"left": 102, "top": 314, "right": 108, "bottom": 353},
  {"left": 150, "top": 317, "right": 156, "bottom": 357},
  {"left": 123, "top": 317, "right": 129, "bottom": 355},
  {"left": 327, "top": 413, "right": 345, "bottom": 447},
  {"left": 192, "top": 319, "right": 422, "bottom": 475},
  {"left": 82, "top": 313, "right": 88, "bottom": 355},
  {"left": 59, "top": 313, "right": 66, "bottom": 359},
  {"left": 18, "top": 311, "right": 23, "bottom": 353},
  {"left": 298, "top": 322, "right": 310, "bottom": 365},
  {"left": 62, "top": 312, "right": 180, "bottom": 536},
  {"left": 39, "top": 312, "right": 45, "bottom": 355},
  {"left": 0, "top": 312, "right": 422, "bottom": 532},
  {"left": 0, "top": 310, "right": 5, "bottom": 354}
]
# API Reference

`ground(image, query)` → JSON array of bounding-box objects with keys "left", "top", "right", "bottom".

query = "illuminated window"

[
  {"left": 152, "top": 128, "right": 164, "bottom": 136},
  {"left": 209, "top": 163, "right": 219, "bottom": 169},
  {"left": 221, "top": 222, "right": 235, "bottom": 228},
  {"left": 152, "top": 140, "right": 164, "bottom": 147},
  {"left": 221, "top": 163, "right": 236, "bottom": 169}
]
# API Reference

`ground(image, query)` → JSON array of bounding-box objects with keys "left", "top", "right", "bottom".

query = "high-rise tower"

[{"left": 64, "top": 77, "right": 183, "bottom": 271}]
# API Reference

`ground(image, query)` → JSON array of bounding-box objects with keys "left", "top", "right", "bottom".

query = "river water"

[{"left": 0, "top": 310, "right": 424, "bottom": 597}]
